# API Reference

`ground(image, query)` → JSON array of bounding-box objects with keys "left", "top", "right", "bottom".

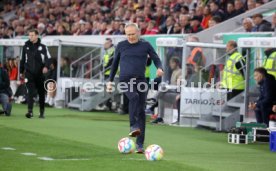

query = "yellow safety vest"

[
  {"left": 264, "top": 51, "right": 276, "bottom": 79},
  {"left": 221, "top": 51, "right": 245, "bottom": 90},
  {"left": 104, "top": 46, "right": 115, "bottom": 75},
  {"left": 145, "top": 66, "right": 150, "bottom": 78}
]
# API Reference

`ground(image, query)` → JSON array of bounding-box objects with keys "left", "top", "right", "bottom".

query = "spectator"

[
  {"left": 82, "top": 22, "right": 93, "bottom": 35},
  {"left": 0, "top": 65, "right": 12, "bottom": 116},
  {"left": 247, "top": 0, "right": 256, "bottom": 11},
  {"left": 201, "top": 5, "right": 212, "bottom": 29},
  {"left": 45, "top": 24, "right": 57, "bottom": 35},
  {"left": 145, "top": 20, "right": 159, "bottom": 35},
  {"left": 179, "top": 14, "right": 191, "bottom": 34},
  {"left": 252, "top": 13, "right": 272, "bottom": 32},
  {"left": 56, "top": 24, "right": 70, "bottom": 35},
  {"left": 208, "top": 16, "right": 221, "bottom": 28},
  {"left": 256, "top": 0, "right": 264, "bottom": 7},
  {"left": 37, "top": 23, "right": 46, "bottom": 37},
  {"left": 173, "top": 22, "right": 181, "bottom": 34},
  {"left": 242, "top": 18, "right": 255, "bottom": 32},
  {"left": 160, "top": 15, "right": 174, "bottom": 34},
  {"left": 271, "top": 13, "right": 276, "bottom": 33},
  {"left": 112, "top": 20, "right": 122, "bottom": 35},
  {"left": 6, "top": 58, "right": 18, "bottom": 95},
  {"left": 234, "top": 0, "right": 245, "bottom": 16},
  {"left": 249, "top": 67, "right": 276, "bottom": 126},
  {"left": 225, "top": 2, "right": 236, "bottom": 20},
  {"left": 190, "top": 16, "right": 203, "bottom": 33},
  {"left": 136, "top": 17, "right": 148, "bottom": 35},
  {"left": 210, "top": 1, "right": 225, "bottom": 21},
  {"left": 153, "top": 7, "right": 167, "bottom": 27}
]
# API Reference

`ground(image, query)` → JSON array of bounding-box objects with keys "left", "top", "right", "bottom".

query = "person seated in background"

[
  {"left": 242, "top": 18, "right": 255, "bottom": 32},
  {"left": 45, "top": 58, "right": 57, "bottom": 107},
  {"left": 252, "top": 13, "right": 272, "bottom": 32},
  {"left": 249, "top": 67, "right": 276, "bottom": 126},
  {"left": 60, "top": 57, "right": 70, "bottom": 77},
  {"left": 151, "top": 57, "right": 182, "bottom": 124},
  {"left": 0, "top": 65, "right": 12, "bottom": 116},
  {"left": 6, "top": 58, "right": 18, "bottom": 96},
  {"left": 190, "top": 16, "right": 203, "bottom": 33},
  {"left": 186, "top": 36, "right": 206, "bottom": 81},
  {"left": 271, "top": 13, "right": 276, "bottom": 33}
]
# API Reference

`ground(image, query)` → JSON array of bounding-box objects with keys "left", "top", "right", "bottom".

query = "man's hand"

[
  {"left": 19, "top": 73, "right": 24, "bottom": 79},
  {"left": 156, "top": 68, "right": 164, "bottom": 77},
  {"left": 248, "top": 102, "right": 257, "bottom": 110},
  {"left": 272, "top": 105, "right": 276, "bottom": 113},
  {"left": 106, "top": 81, "right": 114, "bottom": 93},
  {"left": 42, "top": 67, "right": 48, "bottom": 74}
]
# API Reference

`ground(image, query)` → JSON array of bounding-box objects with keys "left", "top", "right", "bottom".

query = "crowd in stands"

[{"left": 0, "top": 0, "right": 274, "bottom": 38}]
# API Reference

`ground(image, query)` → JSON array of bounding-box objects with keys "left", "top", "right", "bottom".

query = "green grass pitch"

[{"left": 0, "top": 104, "right": 275, "bottom": 171}]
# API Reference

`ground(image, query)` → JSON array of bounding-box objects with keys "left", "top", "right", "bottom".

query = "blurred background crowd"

[{"left": 0, "top": 0, "right": 274, "bottom": 38}]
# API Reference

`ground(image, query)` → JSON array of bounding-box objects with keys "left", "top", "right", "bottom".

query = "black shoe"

[
  {"left": 151, "top": 117, "right": 164, "bottom": 124},
  {"left": 25, "top": 112, "right": 33, "bottom": 119},
  {"left": 129, "top": 128, "right": 141, "bottom": 137}
]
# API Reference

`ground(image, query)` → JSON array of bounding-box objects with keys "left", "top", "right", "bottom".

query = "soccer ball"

[
  {"left": 118, "top": 137, "right": 136, "bottom": 154},
  {"left": 145, "top": 144, "right": 164, "bottom": 161}
]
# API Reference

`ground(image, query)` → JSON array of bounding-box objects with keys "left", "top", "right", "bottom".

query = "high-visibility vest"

[
  {"left": 104, "top": 46, "right": 115, "bottom": 75},
  {"left": 264, "top": 51, "right": 276, "bottom": 79},
  {"left": 187, "top": 47, "right": 206, "bottom": 67},
  {"left": 145, "top": 66, "right": 150, "bottom": 78},
  {"left": 221, "top": 51, "right": 245, "bottom": 90}
]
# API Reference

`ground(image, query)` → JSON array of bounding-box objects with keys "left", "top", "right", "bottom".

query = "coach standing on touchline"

[
  {"left": 20, "top": 29, "right": 51, "bottom": 119},
  {"left": 107, "top": 23, "right": 164, "bottom": 153}
]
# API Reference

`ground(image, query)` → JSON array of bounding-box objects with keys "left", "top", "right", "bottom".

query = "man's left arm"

[{"left": 147, "top": 42, "right": 163, "bottom": 77}]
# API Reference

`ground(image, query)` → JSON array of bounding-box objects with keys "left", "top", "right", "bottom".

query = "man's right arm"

[
  {"left": 108, "top": 44, "right": 120, "bottom": 82},
  {"left": 20, "top": 46, "right": 26, "bottom": 74}
]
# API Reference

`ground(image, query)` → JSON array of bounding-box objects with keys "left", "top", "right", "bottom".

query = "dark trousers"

[
  {"left": 255, "top": 107, "right": 272, "bottom": 126},
  {"left": 122, "top": 78, "right": 147, "bottom": 147},
  {"left": 25, "top": 72, "right": 45, "bottom": 114}
]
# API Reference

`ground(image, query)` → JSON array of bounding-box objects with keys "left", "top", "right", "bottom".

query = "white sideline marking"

[
  {"left": 21, "top": 152, "right": 37, "bottom": 156},
  {"left": 122, "top": 158, "right": 146, "bottom": 161},
  {"left": 38, "top": 157, "right": 90, "bottom": 161},
  {"left": 56, "top": 158, "right": 90, "bottom": 161},
  {"left": 38, "top": 157, "right": 54, "bottom": 161},
  {"left": 1, "top": 147, "right": 16, "bottom": 151}
]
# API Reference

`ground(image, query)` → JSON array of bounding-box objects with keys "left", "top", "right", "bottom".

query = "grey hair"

[
  {"left": 124, "top": 22, "right": 140, "bottom": 31},
  {"left": 243, "top": 17, "right": 254, "bottom": 24}
]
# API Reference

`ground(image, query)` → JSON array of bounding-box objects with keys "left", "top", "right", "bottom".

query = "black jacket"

[
  {"left": 256, "top": 73, "right": 276, "bottom": 109},
  {"left": 20, "top": 38, "right": 51, "bottom": 75},
  {"left": 255, "top": 20, "right": 272, "bottom": 32},
  {"left": 0, "top": 67, "right": 12, "bottom": 97}
]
